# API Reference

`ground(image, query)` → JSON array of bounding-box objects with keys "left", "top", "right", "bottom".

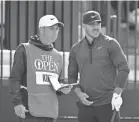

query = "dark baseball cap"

[{"left": 83, "top": 11, "right": 101, "bottom": 24}]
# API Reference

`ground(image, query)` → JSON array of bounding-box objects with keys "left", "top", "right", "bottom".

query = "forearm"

[
  {"left": 10, "top": 94, "right": 22, "bottom": 106},
  {"left": 114, "top": 70, "right": 129, "bottom": 94},
  {"left": 74, "top": 87, "right": 83, "bottom": 98},
  {"left": 9, "top": 79, "right": 22, "bottom": 106}
]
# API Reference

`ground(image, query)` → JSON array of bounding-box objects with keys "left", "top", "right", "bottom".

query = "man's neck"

[{"left": 85, "top": 35, "right": 94, "bottom": 44}]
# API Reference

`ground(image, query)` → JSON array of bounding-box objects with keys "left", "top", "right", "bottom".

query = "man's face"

[
  {"left": 84, "top": 21, "right": 101, "bottom": 38},
  {"left": 41, "top": 24, "right": 59, "bottom": 44}
]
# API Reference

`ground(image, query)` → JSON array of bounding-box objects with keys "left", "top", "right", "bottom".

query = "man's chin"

[
  {"left": 48, "top": 40, "right": 56, "bottom": 44},
  {"left": 92, "top": 34, "right": 100, "bottom": 38}
]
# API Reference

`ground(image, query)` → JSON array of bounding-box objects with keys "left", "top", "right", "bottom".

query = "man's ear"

[
  {"left": 82, "top": 24, "right": 87, "bottom": 33},
  {"left": 39, "top": 27, "right": 43, "bottom": 31},
  {"left": 39, "top": 27, "right": 44, "bottom": 34}
]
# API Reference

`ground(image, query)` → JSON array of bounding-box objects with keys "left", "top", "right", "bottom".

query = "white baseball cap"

[{"left": 39, "top": 15, "right": 64, "bottom": 28}]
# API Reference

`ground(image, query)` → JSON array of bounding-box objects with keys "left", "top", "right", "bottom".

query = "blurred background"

[{"left": 0, "top": 1, "right": 139, "bottom": 122}]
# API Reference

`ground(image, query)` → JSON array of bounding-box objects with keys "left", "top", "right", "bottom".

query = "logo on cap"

[
  {"left": 91, "top": 15, "right": 97, "bottom": 19},
  {"left": 50, "top": 18, "right": 55, "bottom": 20}
]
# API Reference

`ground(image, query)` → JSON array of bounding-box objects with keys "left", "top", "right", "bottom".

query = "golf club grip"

[{"left": 111, "top": 110, "right": 117, "bottom": 122}]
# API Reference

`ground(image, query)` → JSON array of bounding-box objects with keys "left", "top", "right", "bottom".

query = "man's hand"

[
  {"left": 111, "top": 93, "right": 123, "bottom": 111},
  {"left": 14, "top": 104, "right": 28, "bottom": 118},
  {"left": 78, "top": 92, "right": 93, "bottom": 106}
]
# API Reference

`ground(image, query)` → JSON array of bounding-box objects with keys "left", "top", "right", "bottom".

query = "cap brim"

[
  {"left": 47, "top": 22, "right": 64, "bottom": 27},
  {"left": 40, "top": 22, "right": 64, "bottom": 28},
  {"left": 57, "top": 22, "right": 64, "bottom": 27},
  {"left": 88, "top": 20, "right": 101, "bottom": 25}
]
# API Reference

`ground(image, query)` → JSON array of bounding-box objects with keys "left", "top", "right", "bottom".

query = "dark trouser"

[
  {"left": 77, "top": 102, "right": 120, "bottom": 122},
  {"left": 21, "top": 115, "right": 55, "bottom": 122}
]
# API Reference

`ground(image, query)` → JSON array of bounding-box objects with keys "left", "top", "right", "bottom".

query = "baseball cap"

[
  {"left": 83, "top": 11, "right": 101, "bottom": 24},
  {"left": 39, "top": 15, "right": 64, "bottom": 28}
]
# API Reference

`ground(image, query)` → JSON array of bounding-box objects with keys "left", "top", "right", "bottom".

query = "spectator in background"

[{"left": 111, "top": 1, "right": 139, "bottom": 26}]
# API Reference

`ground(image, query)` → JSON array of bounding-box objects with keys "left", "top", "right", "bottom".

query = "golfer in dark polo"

[{"left": 68, "top": 11, "right": 130, "bottom": 122}]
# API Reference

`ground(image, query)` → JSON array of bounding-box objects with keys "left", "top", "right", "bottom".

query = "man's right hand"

[
  {"left": 78, "top": 92, "right": 94, "bottom": 106},
  {"left": 14, "top": 104, "right": 29, "bottom": 118}
]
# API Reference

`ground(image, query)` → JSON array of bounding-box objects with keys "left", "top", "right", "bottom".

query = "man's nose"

[
  {"left": 92, "top": 26, "right": 99, "bottom": 30},
  {"left": 91, "top": 24, "right": 98, "bottom": 28}
]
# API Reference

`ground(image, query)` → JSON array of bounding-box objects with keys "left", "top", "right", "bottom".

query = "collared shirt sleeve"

[
  {"left": 9, "top": 44, "right": 26, "bottom": 106},
  {"left": 108, "top": 39, "right": 130, "bottom": 88},
  {"left": 68, "top": 45, "right": 79, "bottom": 84}
]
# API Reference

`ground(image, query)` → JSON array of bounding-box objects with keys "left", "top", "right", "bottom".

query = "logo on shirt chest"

[
  {"left": 34, "top": 55, "right": 59, "bottom": 73},
  {"left": 97, "top": 45, "right": 104, "bottom": 50}
]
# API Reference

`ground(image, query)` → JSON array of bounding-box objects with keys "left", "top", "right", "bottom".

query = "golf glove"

[{"left": 111, "top": 93, "right": 123, "bottom": 111}]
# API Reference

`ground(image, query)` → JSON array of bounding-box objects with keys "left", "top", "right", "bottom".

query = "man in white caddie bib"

[{"left": 9, "top": 15, "right": 72, "bottom": 122}]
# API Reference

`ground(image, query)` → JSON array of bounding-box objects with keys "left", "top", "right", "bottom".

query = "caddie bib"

[{"left": 23, "top": 43, "right": 63, "bottom": 119}]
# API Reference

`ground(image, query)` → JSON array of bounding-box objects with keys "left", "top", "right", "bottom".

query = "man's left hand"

[{"left": 111, "top": 93, "right": 123, "bottom": 111}]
